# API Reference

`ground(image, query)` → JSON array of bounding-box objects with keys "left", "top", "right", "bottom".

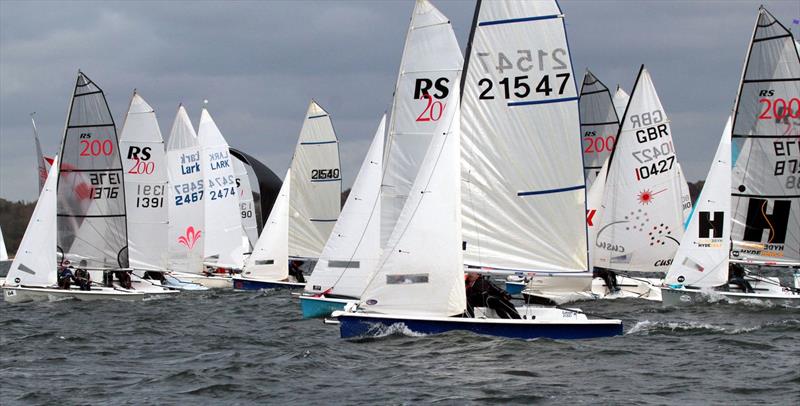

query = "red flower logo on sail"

[{"left": 178, "top": 226, "right": 202, "bottom": 249}]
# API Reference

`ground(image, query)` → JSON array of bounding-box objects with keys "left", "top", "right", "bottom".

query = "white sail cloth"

[
  {"left": 31, "top": 115, "right": 49, "bottom": 192},
  {"left": 166, "top": 106, "right": 205, "bottom": 274},
  {"left": 461, "top": 0, "right": 587, "bottom": 273},
  {"left": 119, "top": 92, "right": 168, "bottom": 271},
  {"left": 592, "top": 67, "right": 688, "bottom": 273},
  {"left": 289, "top": 101, "right": 341, "bottom": 259},
  {"left": 233, "top": 156, "right": 258, "bottom": 250},
  {"left": 243, "top": 170, "right": 291, "bottom": 281},
  {"left": 0, "top": 226, "right": 7, "bottom": 261},
  {"left": 6, "top": 157, "right": 59, "bottom": 287},
  {"left": 361, "top": 90, "right": 464, "bottom": 317},
  {"left": 666, "top": 118, "right": 732, "bottom": 288},
  {"left": 305, "top": 115, "right": 386, "bottom": 298},
  {"left": 580, "top": 70, "right": 620, "bottom": 187},
  {"left": 198, "top": 108, "right": 245, "bottom": 269},
  {"left": 612, "top": 87, "right": 630, "bottom": 121},
  {"left": 380, "top": 0, "right": 463, "bottom": 247},
  {"left": 729, "top": 8, "right": 800, "bottom": 265}
]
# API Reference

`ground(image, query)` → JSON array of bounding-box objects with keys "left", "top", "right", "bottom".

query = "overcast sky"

[{"left": 1, "top": 0, "right": 798, "bottom": 202}]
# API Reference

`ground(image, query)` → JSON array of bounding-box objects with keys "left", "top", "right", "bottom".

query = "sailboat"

[
  {"left": 662, "top": 7, "right": 800, "bottom": 306},
  {"left": 299, "top": 115, "right": 386, "bottom": 318},
  {"left": 333, "top": 0, "right": 622, "bottom": 339},
  {"left": 581, "top": 70, "right": 621, "bottom": 188},
  {"left": 233, "top": 101, "right": 341, "bottom": 290},
  {"left": 4, "top": 72, "right": 169, "bottom": 302}
]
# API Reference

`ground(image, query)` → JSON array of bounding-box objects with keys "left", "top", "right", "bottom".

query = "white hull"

[
  {"left": 170, "top": 272, "right": 232, "bottom": 289},
  {"left": 522, "top": 275, "right": 662, "bottom": 304},
  {"left": 2, "top": 286, "right": 154, "bottom": 304},
  {"left": 662, "top": 277, "right": 800, "bottom": 307}
]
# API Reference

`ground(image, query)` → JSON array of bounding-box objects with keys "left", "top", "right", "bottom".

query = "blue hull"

[
  {"left": 338, "top": 315, "right": 622, "bottom": 340},
  {"left": 299, "top": 296, "right": 349, "bottom": 319},
  {"left": 504, "top": 281, "right": 526, "bottom": 295},
  {"left": 232, "top": 278, "right": 304, "bottom": 291}
]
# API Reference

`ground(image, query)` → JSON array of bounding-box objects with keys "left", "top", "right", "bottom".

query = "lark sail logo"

[
  {"left": 180, "top": 152, "right": 201, "bottom": 175},
  {"left": 178, "top": 226, "right": 202, "bottom": 249}
]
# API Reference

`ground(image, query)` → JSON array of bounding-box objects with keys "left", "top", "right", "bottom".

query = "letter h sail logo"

[
  {"left": 698, "top": 211, "right": 724, "bottom": 239},
  {"left": 743, "top": 199, "right": 790, "bottom": 244}
]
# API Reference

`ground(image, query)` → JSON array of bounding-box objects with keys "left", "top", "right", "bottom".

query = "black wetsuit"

[
  {"left": 73, "top": 268, "right": 91, "bottom": 291},
  {"left": 57, "top": 268, "right": 74, "bottom": 290},
  {"left": 728, "top": 263, "right": 754, "bottom": 293},
  {"left": 289, "top": 263, "right": 306, "bottom": 283},
  {"left": 466, "top": 276, "right": 521, "bottom": 319},
  {"left": 593, "top": 267, "right": 620, "bottom": 293}
]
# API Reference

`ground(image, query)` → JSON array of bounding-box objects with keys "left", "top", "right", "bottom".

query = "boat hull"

[
  {"left": 170, "top": 273, "right": 232, "bottom": 289},
  {"left": 661, "top": 286, "right": 800, "bottom": 307},
  {"left": 2, "top": 286, "right": 151, "bottom": 304},
  {"left": 299, "top": 295, "right": 352, "bottom": 318},
  {"left": 523, "top": 276, "right": 662, "bottom": 304},
  {"left": 232, "top": 277, "right": 305, "bottom": 291},
  {"left": 334, "top": 310, "right": 623, "bottom": 340}
]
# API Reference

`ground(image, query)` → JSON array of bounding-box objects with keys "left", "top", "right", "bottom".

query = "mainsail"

[
  {"left": 5, "top": 157, "right": 59, "bottom": 286},
  {"left": 233, "top": 155, "right": 259, "bottom": 250},
  {"left": 305, "top": 115, "right": 386, "bottom": 299},
  {"left": 665, "top": 118, "right": 732, "bottom": 288},
  {"left": 380, "top": 0, "right": 463, "bottom": 247},
  {"left": 56, "top": 72, "right": 128, "bottom": 269},
  {"left": 166, "top": 106, "right": 204, "bottom": 274},
  {"left": 592, "top": 66, "right": 687, "bottom": 273},
  {"left": 0, "top": 225, "right": 7, "bottom": 261},
  {"left": 198, "top": 108, "right": 245, "bottom": 269},
  {"left": 242, "top": 170, "right": 290, "bottom": 281},
  {"left": 288, "top": 101, "right": 341, "bottom": 259},
  {"left": 31, "top": 114, "right": 49, "bottom": 192},
  {"left": 580, "top": 70, "right": 620, "bottom": 187},
  {"left": 119, "top": 92, "right": 168, "bottom": 271},
  {"left": 612, "top": 86, "right": 630, "bottom": 120},
  {"left": 461, "top": 0, "right": 587, "bottom": 273},
  {"left": 729, "top": 7, "right": 800, "bottom": 265}
]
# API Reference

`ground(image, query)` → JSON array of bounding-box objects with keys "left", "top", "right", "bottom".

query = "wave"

[{"left": 626, "top": 319, "right": 800, "bottom": 336}]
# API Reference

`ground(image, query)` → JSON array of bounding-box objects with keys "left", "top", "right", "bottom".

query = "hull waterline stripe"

[
  {"left": 508, "top": 96, "right": 578, "bottom": 107},
  {"left": 479, "top": 14, "right": 559, "bottom": 26},
  {"left": 300, "top": 140, "right": 337, "bottom": 145},
  {"left": 518, "top": 184, "right": 585, "bottom": 197}
]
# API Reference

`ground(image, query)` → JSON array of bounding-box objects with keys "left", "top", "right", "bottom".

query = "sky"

[{"left": 1, "top": 0, "right": 799, "bottom": 202}]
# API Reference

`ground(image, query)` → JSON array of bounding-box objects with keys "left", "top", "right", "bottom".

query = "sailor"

[
  {"left": 728, "top": 262, "right": 754, "bottom": 293},
  {"left": 115, "top": 270, "right": 133, "bottom": 289},
  {"left": 57, "top": 265, "right": 75, "bottom": 290},
  {"left": 593, "top": 267, "right": 620, "bottom": 293},
  {"left": 289, "top": 260, "right": 306, "bottom": 283},
  {"left": 73, "top": 267, "right": 92, "bottom": 291},
  {"left": 143, "top": 271, "right": 166, "bottom": 283},
  {"left": 465, "top": 272, "right": 521, "bottom": 319}
]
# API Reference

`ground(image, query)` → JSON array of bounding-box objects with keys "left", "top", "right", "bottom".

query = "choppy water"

[{"left": 1, "top": 289, "right": 798, "bottom": 405}]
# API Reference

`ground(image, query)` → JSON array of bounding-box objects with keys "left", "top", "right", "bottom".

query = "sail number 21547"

[{"left": 474, "top": 48, "right": 570, "bottom": 101}]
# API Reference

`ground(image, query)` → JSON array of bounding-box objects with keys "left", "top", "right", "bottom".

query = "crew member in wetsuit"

[
  {"left": 57, "top": 266, "right": 75, "bottom": 290},
  {"left": 116, "top": 270, "right": 133, "bottom": 289},
  {"left": 593, "top": 267, "right": 620, "bottom": 293},
  {"left": 73, "top": 267, "right": 92, "bottom": 291},
  {"left": 143, "top": 271, "right": 166, "bottom": 284},
  {"left": 728, "top": 262, "right": 754, "bottom": 293},
  {"left": 289, "top": 260, "right": 306, "bottom": 283},
  {"left": 465, "top": 272, "right": 521, "bottom": 319}
]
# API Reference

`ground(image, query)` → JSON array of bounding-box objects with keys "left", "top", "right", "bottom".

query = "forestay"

[
  {"left": 166, "top": 106, "right": 204, "bottom": 274},
  {"left": 243, "top": 170, "right": 290, "bottom": 281},
  {"left": 665, "top": 118, "right": 732, "bottom": 288},
  {"left": 461, "top": 0, "right": 587, "bottom": 273},
  {"left": 580, "top": 70, "right": 620, "bottom": 187},
  {"left": 233, "top": 155, "right": 259, "bottom": 250},
  {"left": 57, "top": 72, "right": 128, "bottom": 269},
  {"left": 305, "top": 115, "right": 386, "bottom": 299},
  {"left": 119, "top": 92, "right": 168, "bottom": 271},
  {"left": 612, "top": 86, "right": 630, "bottom": 120},
  {"left": 729, "top": 7, "right": 800, "bottom": 265},
  {"left": 198, "top": 108, "right": 245, "bottom": 269},
  {"left": 380, "top": 0, "right": 463, "bottom": 247},
  {"left": 592, "top": 66, "right": 687, "bottom": 273},
  {"left": 361, "top": 89, "right": 464, "bottom": 317},
  {"left": 289, "top": 101, "right": 341, "bottom": 259},
  {"left": 5, "top": 157, "right": 59, "bottom": 286}
]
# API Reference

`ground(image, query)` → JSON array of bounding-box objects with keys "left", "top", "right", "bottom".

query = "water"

[{"left": 1, "top": 291, "right": 798, "bottom": 405}]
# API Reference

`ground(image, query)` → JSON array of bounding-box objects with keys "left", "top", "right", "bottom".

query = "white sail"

[
  {"left": 592, "top": 66, "right": 687, "bottom": 273},
  {"left": 31, "top": 115, "right": 49, "bottom": 192},
  {"left": 0, "top": 225, "right": 7, "bottom": 261},
  {"left": 57, "top": 72, "right": 128, "bottom": 269},
  {"left": 288, "top": 101, "right": 341, "bottom": 259},
  {"left": 243, "top": 170, "right": 290, "bottom": 281},
  {"left": 305, "top": 115, "right": 386, "bottom": 298},
  {"left": 580, "top": 70, "right": 620, "bottom": 187},
  {"left": 119, "top": 92, "right": 168, "bottom": 271},
  {"left": 586, "top": 156, "right": 609, "bottom": 268},
  {"left": 361, "top": 89, "right": 464, "bottom": 317},
  {"left": 729, "top": 8, "right": 800, "bottom": 265},
  {"left": 166, "top": 106, "right": 204, "bottom": 274},
  {"left": 380, "top": 0, "right": 463, "bottom": 247},
  {"left": 676, "top": 163, "right": 693, "bottom": 222},
  {"left": 198, "top": 108, "right": 245, "bottom": 269},
  {"left": 612, "top": 86, "right": 630, "bottom": 121},
  {"left": 461, "top": 0, "right": 587, "bottom": 273},
  {"left": 233, "top": 155, "right": 258, "bottom": 250},
  {"left": 665, "top": 118, "right": 732, "bottom": 288},
  {"left": 6, "top": 157, "right": 59, "bottom": 286}
]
